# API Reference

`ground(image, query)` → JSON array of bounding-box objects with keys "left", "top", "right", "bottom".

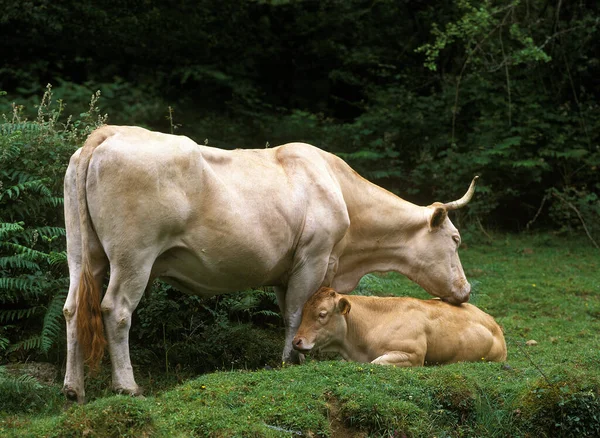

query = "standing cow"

[{"left": 63, "top": 125, "right": 477, "bottom": 403}]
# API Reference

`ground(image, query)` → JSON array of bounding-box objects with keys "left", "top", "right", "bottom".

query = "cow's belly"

[{"left": 151, "top": 241, "right": 293, "bottom": 296}]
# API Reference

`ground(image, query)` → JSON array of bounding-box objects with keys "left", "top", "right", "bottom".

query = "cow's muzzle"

[
  {"left": 292, "top": 336, "right": 312, "bottom": 353},
  {"left": 442, "top": 282, "right": 471, "bottom": 305}
]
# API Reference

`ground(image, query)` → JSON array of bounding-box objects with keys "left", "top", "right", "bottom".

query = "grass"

[{"left": 1, "top": 232, "right": 599, "bottom": 437}]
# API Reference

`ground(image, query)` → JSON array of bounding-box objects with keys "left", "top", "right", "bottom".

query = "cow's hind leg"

[
  {"left": 63, "top": 258, "right": 107, "bottom": 404},
  {"left": 63, "top": 153, "right": 108, "bottom": 404},
  {"left": 101, "top": 259, "right": 153, "bottom": 396}
]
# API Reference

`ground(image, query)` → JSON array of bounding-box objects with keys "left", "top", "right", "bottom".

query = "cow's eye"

[
  {"left": 319, "top": 311, "right": 327, "bottom": 318},
  {"left": 452, "top": 235, "right": 461, "bottom": 245}
]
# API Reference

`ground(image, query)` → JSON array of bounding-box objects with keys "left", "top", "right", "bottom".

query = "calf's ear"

[
  {"left": 338, "top": 298, "right": 351, "bottom": 315},
  {"left": 429, "top": 206, "right": 447, "bottom": 230}
]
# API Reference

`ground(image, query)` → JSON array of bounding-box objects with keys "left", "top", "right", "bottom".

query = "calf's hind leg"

[{"left": 101, "top": 259, "right": 153, "bottom": 396}]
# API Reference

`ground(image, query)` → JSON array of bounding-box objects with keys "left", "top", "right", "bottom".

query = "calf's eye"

[{"left": 319, "top": 311, "right": 327, "bottom": 318}]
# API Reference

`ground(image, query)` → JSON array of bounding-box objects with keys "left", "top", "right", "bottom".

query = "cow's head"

[
  {"left": 293, "top": 287, "right": 349, "bottom": 354},
  {"left": 404, "top": 177, "right": 478, "bottom": 305}
]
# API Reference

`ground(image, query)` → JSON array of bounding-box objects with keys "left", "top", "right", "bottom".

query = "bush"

[
  {"left": 0, "top": 85, "right": 104, "bottom": 362},
  {"left": 517, "top": 377, "right": 600, "bottom": 437}
]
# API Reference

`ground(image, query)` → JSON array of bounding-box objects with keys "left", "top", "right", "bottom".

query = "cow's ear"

[
  {"left": 338, "top": 298, "right": 351, "bottom": 315},
  {"left": 429, "top": 207, "right": 447, "bottom": 230}
]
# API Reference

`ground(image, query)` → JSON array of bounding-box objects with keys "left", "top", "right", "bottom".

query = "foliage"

[
  {"left": 0, "top": 86, "right": 103, "bottom": 362},
  {"left": 132, "top": 283, "right": 282, "bottom": 374},
  {"left": 2, "top": 0, "right": 599, "bottom": 231},
  {"left": 0, "top": 366, "right": 63, "bottom": 415},
  {"left": 518, "top": 377, "right": 600, "bottom": 438}
]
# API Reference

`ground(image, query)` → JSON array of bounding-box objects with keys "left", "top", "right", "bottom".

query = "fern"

[
  {"left": 228, "top": 288, "right": 280, "bottom": 321},
  {"left": 1, "top": 242, "right": 51, "bottom": 261},
  {"left": 0, "top": 277, "right": 44, "bottom": 293},
  {"left": 0, "top": 87, "right": 104, "bottom": 362},
  {"left": 0, "top": 122, "right": 46, "bottom": 136},
  {"left": 40, "top": 291, "right": 67, "bottom": 353},
  {"left": 0, "top": 307, "right": 39, "bottom": 323},
  {"left": 0, "top": 367, "right": 42, "bottom": 392},
  {"left": 8, "top": 335, "right": 44, "bottom": 353},
  {"left": 0, "top": 222, "right": 24, "bottom": 239},
  {"left": 0, "top": 255, "right": 40, "bottom": 270}
]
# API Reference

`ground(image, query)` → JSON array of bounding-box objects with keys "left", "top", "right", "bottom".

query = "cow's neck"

[{"left": 332, "top": 175, "right": 425, "bottom": 293}]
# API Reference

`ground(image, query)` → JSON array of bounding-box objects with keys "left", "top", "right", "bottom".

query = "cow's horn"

[{"left": 443, "top": 176, "right": 479, "bottom": 210}]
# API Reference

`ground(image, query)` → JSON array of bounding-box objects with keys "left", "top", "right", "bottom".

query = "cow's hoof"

[
  {"left": 63, "top": 386, "right": 85, "bottom": 405},
  {"left": 114, "top": 386, "right": 144, "bottom": 397},
  {"left": 282, "top": 350, "right": 305, "bottom": 366}
]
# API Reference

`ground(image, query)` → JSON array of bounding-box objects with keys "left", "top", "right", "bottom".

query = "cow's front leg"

[
  {"left": 371, "top": 351, "right": 425, "bottom": 367},
  {"left": 278, "top": 260, "right": 330, "bottom": 365},
  {"left": 274, "top": 286, "right": 303, "bottom": 365}
]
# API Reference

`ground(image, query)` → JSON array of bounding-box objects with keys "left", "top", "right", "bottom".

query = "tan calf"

[{"left": 293, "top": 287, "right": 506, "bottom": 366}]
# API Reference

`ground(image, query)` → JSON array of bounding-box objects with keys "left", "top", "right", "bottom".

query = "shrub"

[
  {"left": 517, "top": 377, "right": 600, "bottom": 437},
  {"left": 0, "top": 85, "right": 104, "bottom": 362}
]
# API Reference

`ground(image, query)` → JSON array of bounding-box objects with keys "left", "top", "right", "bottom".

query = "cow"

[
  {"left": 293, "top": 287, "right": 507, "bottom": 366},
  {"left": 63, "top": 125, "right": 478, "bottom": 403}
]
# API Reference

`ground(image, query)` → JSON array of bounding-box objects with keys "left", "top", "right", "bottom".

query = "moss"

[{"left": 50, "top": 396, "right": 154, "bottom": 438}]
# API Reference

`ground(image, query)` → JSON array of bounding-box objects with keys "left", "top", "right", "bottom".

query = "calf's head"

[
  {"left": 293, "top": 287, "right": 349, "bottom": 354},
  {"left": 404, "top": 177, "right": 478, "bottom": 305}
]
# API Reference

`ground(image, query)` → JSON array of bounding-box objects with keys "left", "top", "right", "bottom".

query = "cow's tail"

[{"left": 75, "top": 126, "right": 115, "bottom": 373}]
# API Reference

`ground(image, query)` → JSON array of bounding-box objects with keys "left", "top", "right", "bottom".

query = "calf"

[{"left": 293, "top": 287, "right": 506, "bottom": 366}]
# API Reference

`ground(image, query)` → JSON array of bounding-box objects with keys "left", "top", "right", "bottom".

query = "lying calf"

[{"left": 293, "top": 287, "right": 506, "bottom": 366}]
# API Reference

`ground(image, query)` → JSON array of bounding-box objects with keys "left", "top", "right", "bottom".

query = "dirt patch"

[{"left": 325, "top": 392, "right": 367, "bottom": 438}]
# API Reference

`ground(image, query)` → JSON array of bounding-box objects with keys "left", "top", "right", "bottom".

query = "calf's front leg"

[{"left": 371, "top": 351, "right": 425, "bottom": 367}]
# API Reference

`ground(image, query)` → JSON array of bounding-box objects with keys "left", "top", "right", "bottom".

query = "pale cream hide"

[
  {"left": 63, "top": 125, "right": 476, "bottom": 402},
  {"left": 293, "top": 287, "right": 507, "bottom": 366}
]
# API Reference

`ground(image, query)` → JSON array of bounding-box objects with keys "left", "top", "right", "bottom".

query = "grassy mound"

[{"left": 1, "top": 233, "right": 598, "bottom": 437}]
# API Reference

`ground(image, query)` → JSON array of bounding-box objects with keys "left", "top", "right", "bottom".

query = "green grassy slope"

[{"left": 2, "top": 233, "right": 599, "bottom": 437}]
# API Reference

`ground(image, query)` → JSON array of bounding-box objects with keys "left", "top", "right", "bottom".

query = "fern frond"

[
  {"left": 0, "top": 256, "right": 40, "bottom": 271},
  {"left": 0, "top": 170, "right": 39, "bottom": 184},
  {"left": 229, "top": 295, "right": 261, "bottom": 314},
  {"left": 19, "top": 226, "right": 66, "bottom": 241},
  {"left": 40, "top": 291, "right": 67, "bottom": 353},
  {"left": 0, "top": 277, "right": 42, "bottom": 293},
  {"left": 0, "top": 368, "right": 43, "bottom": 392},
  {"left": 0, "top": 307, "right": 39, "bottom": 323},
  {"left": 0, "top": 179, "right": 50, "bottom": 201},
  {"left": 8, "top": 334, "right": 43, "bottom": 353},
  {"left": 254, "top": 310, "right": 281, "bottom": 319},
  {"left": 1, "top": 242, "right": 49, "bottom": 261},
  {"left": 0, "top": 222, "right": 24, "bottom": 239},
  {"left": 253, "top": 288, "right": 278, "bottom": 305},
  {"left": 48, "top": 251, "right": 67, "bottom": 266},
  {"left": 0, "top": 143, "right": 21, "bottom": 162},
  {"left": 0, "top": 122, "right": 43, "bottom": 136}
]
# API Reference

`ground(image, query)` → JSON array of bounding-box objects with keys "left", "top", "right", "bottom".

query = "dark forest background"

[{"left": 0, "top": 0, "right": 598, "bottom": 373}]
